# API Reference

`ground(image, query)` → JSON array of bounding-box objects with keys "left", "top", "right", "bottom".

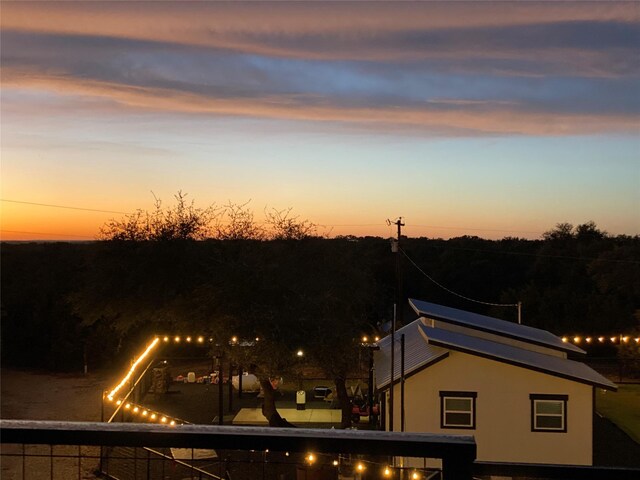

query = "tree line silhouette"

[{"left": 2, "top": 196, "right": 638, "bottom": 425}]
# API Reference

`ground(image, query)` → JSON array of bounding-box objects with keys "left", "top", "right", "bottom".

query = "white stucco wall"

[{"left": 387, "top": 350, "right": 593, "bottom": 465}]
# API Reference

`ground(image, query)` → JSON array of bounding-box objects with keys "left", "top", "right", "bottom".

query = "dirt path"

[{"left": 1, "top": 368, "right": 113, "bottom": 479}]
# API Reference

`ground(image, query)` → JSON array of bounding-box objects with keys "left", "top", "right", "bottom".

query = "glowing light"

[
  {"left": 285, "top": 452, "right": 290, "bottom": 457},
  {"left": 170, "top": 420, "right": 176, "bottom": 426},
  {"left": 163, "top": 336, "right": 169, "bottom": 342},
  {"left": 573, "top": 336, "right": 581, "bottom": 344},
  {"left": 362, "top": 336, "right": 369, "bottom": 343},
  {"left": 186, "top": 336, "right": 192, "bottom": 343},
  {"left": 332, "top": 460, "right": 339, "bottom": 466},
  {"left": 161, "top": 417, "right": 167, "bottom": 423},
  {"left": 124, "top": 403, "right": 131, "bottom": 410},
  {"left": 197, "top": 336, "right": 204, "bottom": 343},
  {"left": 411, "top": 472, "right": 421, "bottom": 480},
  {"left": 133, "top": 407, "right": 139, "bottom": 413},
  {"left": 142, "top": 410, "right": 148, "bottom": 416},
  {"left": 561, "top": 337, "right": 568, "bottom": 343},
  {"left": 255, "top": 337, "right": 260, "bottom": 342},
  {"left": 306, "top": 453, "right": 315, "bottom": 464},
  {"left": 356, "top": 462, "right": 365, "bottom": 472},
  {"left": 150, "top": 414, "right": 157, "bottom": 420},
  {"left": 107, "top": 338, "right": 160, "bottom": 400},
  {"left": 231, "top": 336, "right": 238, "bottom": 343},
  {"left": 116, "top": 400, "right": 122, "bottom": 405},
  {"left": 297, "top": 350, "right": 304, "bottom": 357},
  {"left": 383, "top": 466, "right": 392, "bottom": 477},
  {"left": 598, "top": 337, "right": 605, "bottom": 343},
  {"left": 374, "top": 336, "right": 380, "bottom": 342},
  {"left": 175, "top": 336, "right": 181, "bottom": 342},
  {"left": 622, "top": 336, "right": 629, "bottom": 343},
  {"left": 586, "top": 337, "right": 592, "bottom": 343},
  {"left": 611, "top": 337, "right": 617, "bottom": 343},
  {"left": 635, "top": 338, "right": 640, "bottom": 343}
]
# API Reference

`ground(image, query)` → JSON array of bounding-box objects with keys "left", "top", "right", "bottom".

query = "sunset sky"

[{"left": 1, "top": 1, "right": 639, "bottom": 240}]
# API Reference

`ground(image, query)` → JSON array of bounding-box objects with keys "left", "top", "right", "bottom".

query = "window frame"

[
  {"left": 530, "top": 394, "right": 568, "bottom": 433},
  {"left": 439, "top": 391, "right": 477, "bottom": 430}
]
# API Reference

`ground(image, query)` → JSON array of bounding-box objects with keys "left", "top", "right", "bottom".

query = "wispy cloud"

[{"left": 2, "top": 2, "right": 638, "bottom": 137}]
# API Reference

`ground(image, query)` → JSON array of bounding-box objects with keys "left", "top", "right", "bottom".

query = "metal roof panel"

[
  {"left": 409, "top": 299, "right": 585, "bottom": 355},
  {"left": 375, "top": 320, "right": 448, "bottom": 390}
]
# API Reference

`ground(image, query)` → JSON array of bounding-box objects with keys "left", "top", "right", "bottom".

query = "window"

[
  {"left": 440, "top": 391, "right": 476, "bottom": 429},
  {"left": 530, "top": 394, "right": 568, "bottom": 432}
]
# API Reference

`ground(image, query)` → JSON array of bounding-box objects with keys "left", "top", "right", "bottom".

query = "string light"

[
  {"left": 356, "top": 462, "right": 365, "bottom": 473},
  {"left": 332, "top": 460, "right": 339, "bottom": 466},
  {"left": 186, "top": 336, "right": 192, "bottom": 342},
  {"left": 116, "top": 397, "right": 187, "bottom": 427},
  {"left": 163, "top": 336, "right": 169, "bottom": 342},
  {"left": 374, "top": 336, "right": 380, "bottom": 342},
  {"left": 297, "top": 350, "right": 304, "bottom": 357},
  {"left": 197, "top": 336, "right": 204, "bottom": 343},
  {"left": 560, "top": 334, "right": 639, "bottom": 345},
  {"left": 411, "top": 471, "right": 421, "bottom": 479},
  {"left": 383, "top": 466, "right": 392, "bottom": 477},
  {"left": 107, "top": 338, "right": 160, "bottom": 401},
  {"left": 175, "top": 336, "right": 181, "bottom": 343},
  {"left": 231, "top": 336, "right": 238, "bottom": 343},
  {"left": 362, "top": 336, "right": 369, "bottom": 343},
  {"left": 305, "top": 453, "right": 315, "bottom": 464}
]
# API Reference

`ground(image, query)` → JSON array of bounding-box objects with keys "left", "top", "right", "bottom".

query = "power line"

[
  {"left": 1, "top": 199, "right": 129, "bottom": 215},
  {"left": 0, "top": 229, "right": 95, "bottom": 239},
  {"left": 408, "top": 223, "right": 543, "bottom": 236},
  {"left": 400, "top": 247, "right": 518, "bottom": 308}
]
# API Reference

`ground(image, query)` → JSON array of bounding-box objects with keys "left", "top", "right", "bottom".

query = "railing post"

[{"left": 442, "top": 454, "right": 473, "bottom": 480}]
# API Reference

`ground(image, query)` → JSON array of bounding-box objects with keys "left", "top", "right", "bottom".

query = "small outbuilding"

[{"left": 374, "top": 299, "right": 617, "bottom": 466}]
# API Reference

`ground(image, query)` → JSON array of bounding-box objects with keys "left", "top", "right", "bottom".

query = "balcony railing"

[
  {"left": 3, "top": 419, "right": 640, "bottom": 480},
  {"left": 2, "top": 419, "right": 474, "bottom": 479}
]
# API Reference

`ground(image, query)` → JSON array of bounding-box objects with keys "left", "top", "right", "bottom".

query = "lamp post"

[
  {"left": 360, "top": 338, "right": 380, "bottom": 427},
  {"left": 214, "top": 346, "right": 224, "bottom": 425},
  {"left": 296, "top": 350, "right": 306, "bottom": 411}
]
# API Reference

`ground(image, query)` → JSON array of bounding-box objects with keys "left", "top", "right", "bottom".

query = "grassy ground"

[{"left": 596, "top": 384, "right": 640, "bottom": 444}]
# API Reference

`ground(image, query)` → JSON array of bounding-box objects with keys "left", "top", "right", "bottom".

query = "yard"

[{"left": 596, "top": 383, "right": 640, "bottom": 444}]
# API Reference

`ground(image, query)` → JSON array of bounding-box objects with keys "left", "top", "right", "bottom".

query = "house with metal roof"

[{"left": 374, "top": 299, "right": 617, "bottom": 466}]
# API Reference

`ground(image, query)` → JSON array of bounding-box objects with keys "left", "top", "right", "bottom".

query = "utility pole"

[{"left": 387, "top": 217, "right": 404, "bottom": 432}]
